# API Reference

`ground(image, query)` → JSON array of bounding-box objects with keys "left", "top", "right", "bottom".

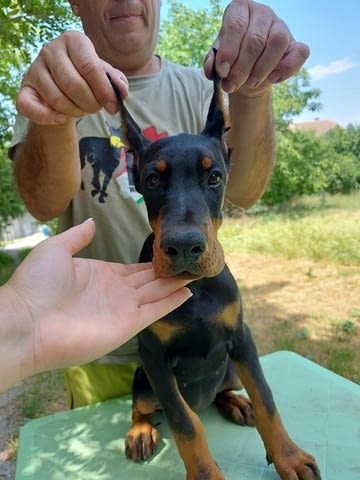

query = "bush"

[
  {"left": 0, "top": 249, "right": 15, "bottom": 266},
  {"left": 324, "top": 151, "right": 359, "bottom": 194},
  {"left": 18, "top": 247, "right": 32, "bottom": 261},
  {"left": 0, "top": 250, "right": 16, "bottom": 285},
  {"left": 261, "top": 129, "right": 328, "bottom": 206}
]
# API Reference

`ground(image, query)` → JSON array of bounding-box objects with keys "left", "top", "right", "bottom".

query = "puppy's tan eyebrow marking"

[
  {"left": 201, "top": 156, "right": 213, "bottom": 170},
  {"left": 156, "top": 159, "right": 168, "bottom": 172}
]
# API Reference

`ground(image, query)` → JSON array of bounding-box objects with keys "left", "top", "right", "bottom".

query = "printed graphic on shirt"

[{"left": 79, "top": 123, "right": 168, "bottom": 204}]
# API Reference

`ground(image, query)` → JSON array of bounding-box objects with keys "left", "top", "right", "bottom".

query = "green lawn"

[{"left": 221, "top": 191, "right": 360, "bottom": 266}]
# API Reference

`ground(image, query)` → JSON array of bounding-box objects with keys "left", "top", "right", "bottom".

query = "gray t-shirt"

[{"left": 10, "top": 58, "right": 213, "bottom": 363}]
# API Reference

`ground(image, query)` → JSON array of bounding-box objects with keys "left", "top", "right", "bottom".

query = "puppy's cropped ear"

[{"left": 106, "top": 73, "right": 151, "bottom": 158}]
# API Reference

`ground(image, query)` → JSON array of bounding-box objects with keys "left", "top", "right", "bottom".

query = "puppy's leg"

[
  {"left": 215, "top": 361, "right": 255, "bottom": 426},
  {"left": 232, "top": 323, "right": 321, "bottom": 480},
  {"left": 138, "top": 353, "right": 225, "bottom": 480},
  {"left": 125, "top": 367, "right": 161, "bottom": 461}
]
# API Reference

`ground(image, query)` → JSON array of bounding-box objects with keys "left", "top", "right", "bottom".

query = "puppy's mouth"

[{"left": 151, "top": 254, "right": 225, "bottom": 280}]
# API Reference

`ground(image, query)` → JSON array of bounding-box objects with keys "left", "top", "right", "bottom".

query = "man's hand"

[
  {"left": 16, "top": 31, "right": 129, "bottom": 125},
  {"left": 204, "top": 0, "right": 310, "bottom": 96}
]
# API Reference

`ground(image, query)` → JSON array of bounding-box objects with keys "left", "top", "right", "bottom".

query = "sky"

[{"left": 161, "top": 0, "right": 360, "bottom": 127}]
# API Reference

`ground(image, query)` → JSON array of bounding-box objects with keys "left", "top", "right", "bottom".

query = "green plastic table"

[{"left": 15, "top": 351, "right": 360, "bottom": 480}]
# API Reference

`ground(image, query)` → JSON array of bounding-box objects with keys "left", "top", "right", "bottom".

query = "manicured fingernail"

[
  {"left": 105, "top": 102, "right": 118, "bottom": 114},
  {"left": 83, "top": 217, "right": 94, "bottom": 224},
  {"left": 218, "top": 62, "right": 231, "bottom": 78}
]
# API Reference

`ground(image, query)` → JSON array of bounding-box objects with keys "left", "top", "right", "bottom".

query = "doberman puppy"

[{"left": 108, "top": 71, "right": 321, "bottom": 479}]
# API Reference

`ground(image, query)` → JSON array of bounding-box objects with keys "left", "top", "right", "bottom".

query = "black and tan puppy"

[{"left": 109, "top": 71, "right": 321, "bottom": 480}]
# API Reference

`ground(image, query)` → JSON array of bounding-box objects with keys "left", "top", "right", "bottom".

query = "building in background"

[{"left": 290, "top": 119, "right": 337, "bottom": 136}]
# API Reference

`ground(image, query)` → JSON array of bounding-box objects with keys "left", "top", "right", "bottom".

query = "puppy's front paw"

[
  {"left": 125, "top": 421, "right": 160, "bottom": 461},
  {"left": 268, "top": 442, "right": 321, "bottom": 480}
]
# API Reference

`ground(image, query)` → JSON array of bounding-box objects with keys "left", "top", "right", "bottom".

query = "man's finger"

[
  {"left": 268, "top": 41, "right": 310, "bottom": 84},
  {"left": 65, "top": 33, "right": 129, "bottom": 112},
  {"left": 16, "top": 86, "right": 69, "bottom": 125}
]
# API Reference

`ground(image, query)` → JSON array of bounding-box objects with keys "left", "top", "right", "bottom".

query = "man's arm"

[
  {"left": 11, "top": 31, "right": 128, "bottom": 221},
  {"left": 204, "top": 0, "right": 310, "bottom": 208},
  {"left": 12, "top": 121, "right": 81, "bottom": 220},
  {"left": 226, "top": 89, "right": 275, "bottom": 208}
]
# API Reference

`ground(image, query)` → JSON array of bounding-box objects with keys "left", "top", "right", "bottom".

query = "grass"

[
  {"left": 221, "top": 191, "right": 360, "bottom": 265},
  {"left": 18, "top": 370, "right": 66, "bottom": 419},
  {"left": 0, "top": 247, "right": 32, "bottom": 285},
  {"left": 220, "top": 191, "right": 360, "bottom": 383},
  {"left": 295, "top": 190, "right": 360, "bottom": 211},
  {"left": 0, "top": 250, "right": 16, "bottom": 284},
  {"left": 326, "top": 347, "right": 357, "bottom": 380},
  {"left": 268, "top": 312, "right": 359, "bottom": 383}
]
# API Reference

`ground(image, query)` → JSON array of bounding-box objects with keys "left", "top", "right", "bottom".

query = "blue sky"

[{"left": 161, "top": 0, "right": 360, "bottom": 127}]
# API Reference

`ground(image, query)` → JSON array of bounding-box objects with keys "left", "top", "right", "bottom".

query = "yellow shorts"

[{"left": 65, "top": 362, "right": 140, "bottom": 408}]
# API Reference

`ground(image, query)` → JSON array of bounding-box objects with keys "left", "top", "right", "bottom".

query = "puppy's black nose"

[{"left": 161, "top": 230, "right": 207, "bottom": 268}]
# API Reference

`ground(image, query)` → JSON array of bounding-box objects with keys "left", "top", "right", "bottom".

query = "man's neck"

[{"left": 109, "top": 54, "right": 161, "bottom": 78}]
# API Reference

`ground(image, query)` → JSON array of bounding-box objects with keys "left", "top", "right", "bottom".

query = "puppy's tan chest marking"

[{"left": 149, "top": 322, "right": 184, "bottom": 344}]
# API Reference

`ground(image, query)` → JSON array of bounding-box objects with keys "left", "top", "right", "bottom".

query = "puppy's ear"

[
  {"left": 202, "top": 50, "right": 229, "bottom": 143},
  {"left": 106, "top": 73, "right": 151, "bottom": 160}
]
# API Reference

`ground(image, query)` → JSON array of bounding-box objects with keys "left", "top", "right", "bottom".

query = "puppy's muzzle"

[{"left": 160, "top": 229, "right": 207, "bottom": 270}]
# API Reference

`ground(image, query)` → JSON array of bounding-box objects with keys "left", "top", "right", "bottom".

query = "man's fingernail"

[
  {"left": 246, "top": 76, "right": 259, "bottom": 89},
  {"left": 218, "top": 62, "right": 231, "bottom": 78},
  {"left": 222, "top": 80, "right": 237, "bottom": 94},
  {"left": 268, "top": 70, "right": 282, "bottom": 84},
  {"left": 105, "top": 102, "right": 118, "bottom": 114},
  {"left": 53, "top": 113, "right": 68, "bottom": 124}
]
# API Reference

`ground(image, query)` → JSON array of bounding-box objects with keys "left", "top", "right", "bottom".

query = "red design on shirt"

[{"left": 142, "top": 126, "right": 168, "bottom": 141}]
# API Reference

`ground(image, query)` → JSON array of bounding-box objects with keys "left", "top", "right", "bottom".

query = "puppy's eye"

[
  {"left": 145, "top": 174, "right": 161, "bottom": 188},
  {"left": 207, "top": 171, "right": 222, "bottom": 186}
]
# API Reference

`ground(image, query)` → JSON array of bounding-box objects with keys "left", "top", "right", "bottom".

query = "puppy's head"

[{"left": 109, "top": 70, "right": 231, "bottom": 279}]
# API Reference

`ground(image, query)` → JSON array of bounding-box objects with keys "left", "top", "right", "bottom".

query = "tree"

[
  {"left": 272, "top": 69, "right": 321, "bottom": 133},
  {"left": 0, "top": 0, "right": 80, "bottom": 234},
  {"left": 0, "top": 144, "right": 25, "bottom": 230},
  {"left": 158, "top": 1, "right": 324, "bottom": 206},
  {"left": 157, "top": 0, "right": 222, "bottom": 67},
  {"left": 0, "top": 0, "right": 79, "bottom": 140},
  {"left": 262, "top": 71, "right": 323, "bottom": 205},
  {"left": 321, "top": 125, "right": 360, "bottom": 194},
  {"left": 263, "top": 122, "right": 360, "bottom": 205},
  {"left": 324, "top": 124, "right": 360, "bottom": 162},
  {"left": 262, "top": 129, "right": 327, "bottom": 206}
]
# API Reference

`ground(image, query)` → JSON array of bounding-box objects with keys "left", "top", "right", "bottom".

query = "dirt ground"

[{"left": 1, "top": 252, "right": 359, "bottom": 479}]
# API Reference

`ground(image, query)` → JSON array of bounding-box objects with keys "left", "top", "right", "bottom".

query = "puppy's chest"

[
  {"left": 146, "top": 297, "right": 236, "bottom": 377},
  {"left": 151, "top": 319, "right": 231, "bottom": 410}
]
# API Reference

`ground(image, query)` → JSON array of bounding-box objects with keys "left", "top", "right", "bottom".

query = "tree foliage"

[
  {"left": 272, "top": 70, "right": 321, "bottom": 132},
  {"left": 0, "top": 0, "right": 79, "bottom": 230},
  {"left": 0, "top": 144, "right": 25, "bottom": 231},
  {"left": 262, "top": 129, "right": 327, "bottom": 205},
  {"left": 157, "top": 0, "right": 222, "bottom": 67},
  {"left": 263, "top": 125, "right": 360, "bottom": 206},
  {"left": 0, "top": 0, "right": 79, "bottom": 139},
  {"left": 0, "top": 0, "right": 358, "bottom": 230},
  {"left": 321, "top": 125, "right": 360, "bottom": 194}
]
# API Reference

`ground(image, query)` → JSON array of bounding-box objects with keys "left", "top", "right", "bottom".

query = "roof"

[{"left": 290, "top": 119, "right": 338, "bottom": 136}]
